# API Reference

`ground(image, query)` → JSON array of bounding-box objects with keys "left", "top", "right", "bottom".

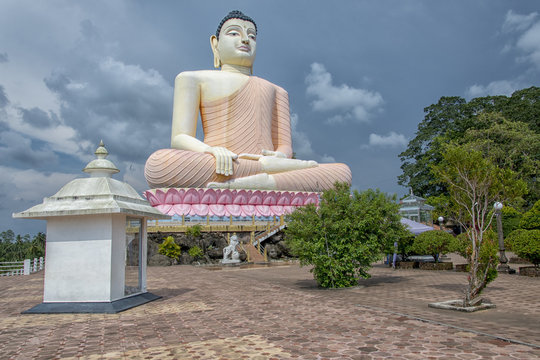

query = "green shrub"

[
  {"left": 158, "top": 236, "right": 181, "bottom": 260},
  {"left": 186, "top": 224, "right": 202, "bottom": 238},
  {"left": 520, "top": 200, "right": 540, "bottom": 230},
  {"left": 508, "top": 229, "right": 540, "bottom": 268},
  {"left": 501, "top": 206, "right": 522, "bottom": 237},
  {"left": 410, "top": 230, "right": 454, "bottom": 262},
  {"left": 449, "top": 233, "right": 470, "bottom": 259},
  {"left": 478, "top": 230, "right": 499, "bottom": 285},
  {"left": 450, "top": 230, "right": 499, "bottom": 284},
  {"left": 188, "top": 245, "right": 204, "bottom": 259},
  {"left": 285, "top": 184, "right": 405, "bottom": 288}
]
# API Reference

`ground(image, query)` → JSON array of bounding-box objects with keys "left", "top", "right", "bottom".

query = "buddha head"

[{"left": 211, "top": 10, "right": 257, "bottom": 71}]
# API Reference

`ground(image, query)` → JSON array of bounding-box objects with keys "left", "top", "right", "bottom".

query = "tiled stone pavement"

[{"left": 0, "top": 263, "right": 539, "bottom": 359}]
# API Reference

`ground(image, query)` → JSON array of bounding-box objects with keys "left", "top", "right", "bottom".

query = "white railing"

[{"left": 0, "top": 257, "right": 44, "bottom": 276}]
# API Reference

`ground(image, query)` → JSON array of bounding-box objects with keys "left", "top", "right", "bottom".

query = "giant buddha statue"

[{"left": 145, "top": 10, "right": 351, "bottom": 192}]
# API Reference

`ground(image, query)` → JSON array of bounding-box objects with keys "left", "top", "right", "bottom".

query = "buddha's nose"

[{"left": 241, "top": 35, "right": 249, "bottom": 44}]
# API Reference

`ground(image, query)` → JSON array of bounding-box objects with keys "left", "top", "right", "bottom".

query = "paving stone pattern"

[{"left": 0, "top": 263, "right": 539, "bottom": 359}]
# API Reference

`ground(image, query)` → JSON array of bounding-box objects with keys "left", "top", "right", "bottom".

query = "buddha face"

[{"left": 211, "top": 18, "right": 257, "bottom": 68}]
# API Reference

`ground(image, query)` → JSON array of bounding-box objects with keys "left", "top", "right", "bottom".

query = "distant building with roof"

[{"left": 399, "top": 189, "right": 434, "bottom": 224}]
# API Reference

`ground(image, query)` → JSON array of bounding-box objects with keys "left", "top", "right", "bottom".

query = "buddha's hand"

[
  {"left": 205, "top": 146, "right": 238, "bottom": 176},
  {"left": 261, "top": 149, "right": 287, "bottom": 158}
]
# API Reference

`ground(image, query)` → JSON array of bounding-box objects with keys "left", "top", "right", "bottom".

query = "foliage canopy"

[
  {"left": 285, "top": 183, "right": 407, "bottom": 288},
  {"left": 431, "top": 144, "right": 525, "bottom": 305},
  {"left": 399, "top": 87, "right": 540, "bottom": 208},
  {"left": 507, "top": 229, "right": 540, "bottom": 268},
  {"left": 410, "top": 230, "right": 454, "bottom": 262}
]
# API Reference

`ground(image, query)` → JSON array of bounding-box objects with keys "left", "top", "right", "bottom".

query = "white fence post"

[
  {"left": 39, "top": 257, "right": 44, "bottom": 270},
  {"left": 23, "top": 259, "right": 30, "bottom": 275},
  {"left": 33, "top": 258, "right": 38, "bottom": 272}
]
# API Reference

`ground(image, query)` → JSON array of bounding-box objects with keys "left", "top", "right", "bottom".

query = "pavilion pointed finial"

[{"left": 83, "top": 141, "right": 119, "bottom": 177}]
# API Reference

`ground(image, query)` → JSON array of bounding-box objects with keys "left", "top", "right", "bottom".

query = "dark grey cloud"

[
  {"left": 20, "top": 107, "right": 59, "bottom": 128},
  {"left": 0, "top": 132, "right": 58, "bottom": 167},
  {"left": 0, "top": 85, "right": 8, "bottom": 108},
  {"left": 44, "top": 56, "right": 173, "bottom": 162},
  {"left": 0, "top": 52, "right": 8, "bottom": 63}
]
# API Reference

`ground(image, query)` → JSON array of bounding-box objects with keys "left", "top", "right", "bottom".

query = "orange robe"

[{"left": 144, "top": 76, "right": 351, "bottom": 192}]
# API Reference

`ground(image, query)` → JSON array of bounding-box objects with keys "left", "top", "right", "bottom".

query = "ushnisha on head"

[{"left": 211, "top": 10, "right": 257, "bottom": 72}]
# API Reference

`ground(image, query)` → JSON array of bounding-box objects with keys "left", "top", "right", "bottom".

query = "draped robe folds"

[{"left": 144, "top": 76, "right": 352, "bottom": 192}]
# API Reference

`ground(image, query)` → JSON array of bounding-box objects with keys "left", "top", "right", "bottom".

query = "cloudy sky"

[{"left": 1, "top": 0, "right": 539, "bottom": 235}]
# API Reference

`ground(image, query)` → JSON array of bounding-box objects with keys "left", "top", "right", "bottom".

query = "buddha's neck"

[{"left": 221, "top": 64, "right": 252, "bottom": 76}]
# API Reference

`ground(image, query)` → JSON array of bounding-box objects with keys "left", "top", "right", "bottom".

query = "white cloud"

[
  {"left": 290, "top": 113, "right": 315, "bottom": 159},
  {"left": 503, "top": 10, "right": 538, "bottom": 33},
  {"left": 0, "top": 165, "right": 78, "bottom": 204},
  {"left": 466, "top": 11, "right": 540, "bottom": 97},
  {"left": 320, "top": 154, "right": 336, "bottom": 163},
  {"left": 516, "top": 22, "right": 540, "bottom": 68},
  {"left": 465, "top": 80, "right": 524, "bottom": 98},
  {"left": 362, "top": 132, "right": 408, "bottom": 149},
  {"left": 306, "top": 63, "right": 384, "bottom": 123},
  {"left": 290, "top": 113, "right": 338, "bottom": 164}
]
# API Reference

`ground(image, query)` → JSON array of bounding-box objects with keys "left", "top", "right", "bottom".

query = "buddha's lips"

[{"left": 238, "top": 46, "right": 250, "bottom": 52}]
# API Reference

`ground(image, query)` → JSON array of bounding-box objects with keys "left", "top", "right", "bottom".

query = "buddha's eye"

[
  {"left": 249, "top": 34, "right": 256, "bottom": 41},
  {"left": 227, "top": 30, "right": 240, "bottom": 36}
]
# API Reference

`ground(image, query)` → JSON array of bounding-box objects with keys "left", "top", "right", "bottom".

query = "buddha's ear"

[{"left": 210, "top": 35, "right": 221, "bottom": 69}]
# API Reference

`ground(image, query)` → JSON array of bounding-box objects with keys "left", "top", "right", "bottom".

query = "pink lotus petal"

[
  {"left": 248, "top": 190, "right": 263, "bottom": 205},
  {"left": 184, "top": 188, "right": 200, "bottom": 204},
  {"left": 172, "top": 204, "right": 191, "bottom": 216},
  {"left": 305, "top": 193, "right": 319, "bottom": 205},
  {"left": 192, "top": 204, "right": 209, "bottom": 216},
  {"left": 263, "top": 191, "right": 277, "bottom": 205},
  {"left": 209, "top": 204, "right": 226, "bottom": 217},
  {"left": 144, "top": 191, "right": 160, "bottom": 206},
  {"left": 225, "top": 204, "right": 242, "bottom": 217},
  {"left": 217, "top": 189, "right": 233, "bottom": 204},
  {"left": 156, "top": 204, "right": 172, "bottom": 214},
  {"left": 271, "top": 205, "right": 284, "bottom": 216},
  {"left": 291, "top": 193, "right": 306, "bottom": 206},
  {"left": 155, "top": 189, "right": 166, "bottom": 203},
  {"left": 283, "top": 206, "right": 295, "bottom": 214},
  {"left": 256, "top": 205, "right": 271, "bottom": 217},
  {"left": 200, "top": 188, "right": 217, "bottom": 204},
  {"left": 241, "top": 205, "right": 256, "bottom": 217},
  {"left": 233, "top": 189, "right": 249, "bottom": 204},
  {"left": 276, "top": 192, "right": 292, "bottom": 205},
  {"left": 165, "top": 188, "right": 184, "bottom": 204}
]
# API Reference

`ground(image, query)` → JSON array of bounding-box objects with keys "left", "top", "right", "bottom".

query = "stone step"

[{"left": 244, "top": 243, "right": 265, "bottom": 263}]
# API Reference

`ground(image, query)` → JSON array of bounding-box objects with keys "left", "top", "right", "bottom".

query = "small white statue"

[{"left": 222, "top": 234, "right": 241, "bottom": 263}]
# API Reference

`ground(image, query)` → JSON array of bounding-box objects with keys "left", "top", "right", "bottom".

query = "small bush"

[
  {"left": 410, "top": 230, "right": 454, "bottom": 262},
  {"left": 449, "top": 233, "right": 470, "bottom": 259},
  {"left": 186, "top": 224, "right": 202, "bottom": 238},
  {"left": 188, "top": 245, "right": 204, "bottom": 259},
  {"left": 449, "top": 230, "right": 498, "bottom": 285},
  {"left": 508, "top": 229, "right": 540, "bottom": 268},
  {"left": 158, "top": 236, "right": 181, "bottom": 260},
  {"left": 520, "top": 200, "right": 540, "bottom": 230}
]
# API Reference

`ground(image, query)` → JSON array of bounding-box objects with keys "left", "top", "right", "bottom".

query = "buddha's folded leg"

[
  {"left": 272, "top": 163, "right": 352, "bottom": 192},
  {"left": 144, "top": 149, "right": 262, "bottom": 188}
]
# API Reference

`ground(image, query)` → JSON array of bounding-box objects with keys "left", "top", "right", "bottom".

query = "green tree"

[
  {"left": 432, "top": 144, "right": 526, "bottom": 306},
  {"left": 499, "top": 206, "right": 522, "bottom": 239},
  {"left": 410, "top": 230, "right": 454, "bottom": 262},
  {"left": 507, "top": 229, "right": 540, "bottom": 268},
  {"left": 520, "top": 200, "right": 540, "bottom": 230},
  {"left": 399, "top": 87, "right": 540, "bottom": 206},
  {"left": 285, "top": 183, "right": 406, "bottom": 288}
]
